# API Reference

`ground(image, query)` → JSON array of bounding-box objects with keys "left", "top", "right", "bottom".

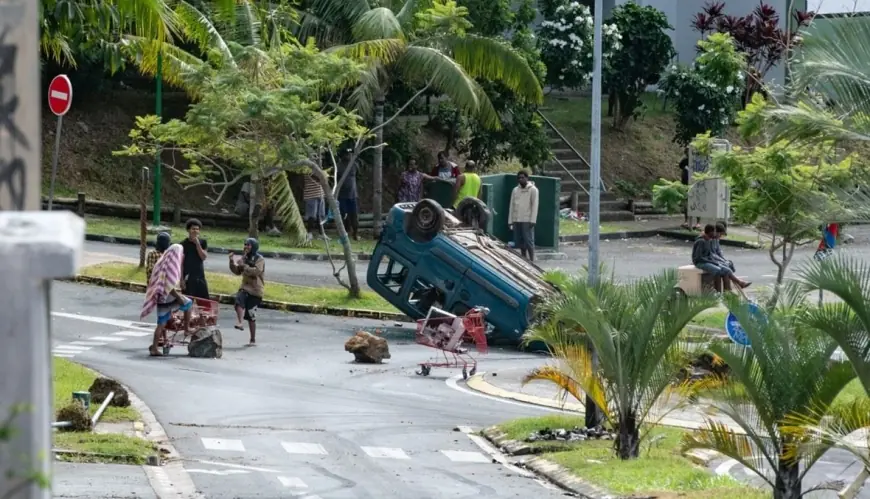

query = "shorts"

[
  {"left": 305, "top": 198, "right": 325, "bottom": 222},
  {"left": 513, "top": 222, "right": 535, "bottom": 250},
  {"left": 235, "top": 290, "right": 263, "bottom": 321},
  {"left": 183, "top": 276, "right": 210, "bottom": 300},
  {"left": 157, "top": 298, "right": 193, "bottom": 326},
  {"left": 696, "top": 262, "right": 733, "bottom": 277},
  {"left": 338, "top": 197, "right": 358, "bottom": 217}
]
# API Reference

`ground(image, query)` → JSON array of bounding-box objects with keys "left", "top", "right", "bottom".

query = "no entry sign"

[{"left": 48, "top": 75, "right": 73, "bottom": 116}]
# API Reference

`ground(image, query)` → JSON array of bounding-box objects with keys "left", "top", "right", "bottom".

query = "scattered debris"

[
  {"left": 56, "top": 401, "right": 91, "bottom": 431},
  {"left": 188, "top": 327, "right": 223, "bottom": 359},
  {"left": 526, "top": 426, "right": 615, "bottom": 443},
  {"left": 89, "top": 377, "right": 130, "bottom": 407},
  {"left": 679, "top": 352, "right": 730, "bottom": 382},
  {"left": 344, "top": 331, "right": 391, "bottom": 364}
]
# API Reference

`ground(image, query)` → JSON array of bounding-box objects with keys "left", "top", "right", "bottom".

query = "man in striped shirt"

[{"left": 304, "top": 173, "right": 326, "bottom": 243}]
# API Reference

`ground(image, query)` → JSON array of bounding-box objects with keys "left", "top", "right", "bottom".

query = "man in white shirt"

[{"left": 508, "top": 170, "right": 539, "bottom": 261}]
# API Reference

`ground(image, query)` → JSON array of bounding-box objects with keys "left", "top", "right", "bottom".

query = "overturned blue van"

[{"left": 367, "top": 200, "right": 557, "bottom": 345}]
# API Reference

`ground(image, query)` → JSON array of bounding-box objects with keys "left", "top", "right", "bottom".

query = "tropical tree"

[
  {"left": 295, "top": 0, "right": 544, "bottom": 236},
  {"left": 682, "top": 286, "right": 858, "bottom": 499},
  {"left": 523, "top": 268, "right": 718, "bottom": 459}
]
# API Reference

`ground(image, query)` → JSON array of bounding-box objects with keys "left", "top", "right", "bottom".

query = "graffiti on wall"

[{"left": 0, "top": 11, "right": 29, "bottom": 211}]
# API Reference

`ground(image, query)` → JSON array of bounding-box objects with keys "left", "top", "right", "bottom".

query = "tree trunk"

[
  {"left": 616, "top": 413, "right": 640, "bottom": 460},
  {"left": 372, "top": 96, "right": 385, "bottom": 239},
  {"left": 607, "top": 88, "right": 617, "bottom": 118},
  {"left": 773, "top": 459, "right": 801, "bottom": 499},
  {"left": 310, "top": 164, "right": 361, "bottom": 298}
]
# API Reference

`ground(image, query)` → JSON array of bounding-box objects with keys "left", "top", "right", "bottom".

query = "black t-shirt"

[
  {"left": 679, "top": 157, "right": 689, "bottom": 185},
  {"left": 181, "top": 238, "right": 208, "bottom": 279}
]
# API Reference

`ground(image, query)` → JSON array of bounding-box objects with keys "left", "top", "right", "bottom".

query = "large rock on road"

[{"left": 344, "top": 331, "right": 391, "bottom": 364}]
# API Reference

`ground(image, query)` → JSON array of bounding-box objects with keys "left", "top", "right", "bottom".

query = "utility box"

[
  {"left": 687, "top": 177, "right": 730, "bottom": 221},
  {"left": 688, "top": 139, "right": 731, "bottom": 181}
]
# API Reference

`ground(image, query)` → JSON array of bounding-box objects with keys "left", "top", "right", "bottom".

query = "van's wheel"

[
  {"left": 456, "top": 197, "right": 491, "bottom": 230},
  {"left": 408, "top": 199, "right": 445, "bottom": 242}
]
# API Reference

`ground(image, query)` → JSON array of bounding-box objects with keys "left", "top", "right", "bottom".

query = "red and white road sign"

[{"left": 48, "top": 75, "right": 73, "bottom": 117}]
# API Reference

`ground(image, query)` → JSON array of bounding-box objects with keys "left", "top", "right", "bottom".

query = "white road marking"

[
  {"left": 361, "top": 446, "right": 410, "bottom": 460},
  {"left": 89, "top": 336, "right": 127, "bottom": 342},
  {"left": 277, "top": 476, "right": 308, "bottom": 488},
  {"left": 281, "top": 442, "right": 328, "bottom": 455},
  {"left": 70, "top": 341, "right": 106, "bottom": 346},
  {"left": 186, "top": 469, "right": 250, "bottom": 476},
  {"left": 113, "top": 330, "right": 152, "bottom": 337},
  {"left": 191, "top": 459, "right": 280, "bottom": 473},
  {"left": 715, "top": 458, "right": 740, "bottom": 476},
  {"left": 52, "top": 353, "right": 75, "bottom": 358},
  {"left": 445, "top": 373, "right": 563, "bottom": 413},
  {"left": 440, "top": 450, "right": 490, "bottom": 463},
  {"left": 52, "top": 312, "right": 149, "bottom": 330},
  {"left": 201, "top": 438, "right": 246, "bottom": 452},
  {"left": 53, "top": 345, "right": 91, "bottom": 352}
]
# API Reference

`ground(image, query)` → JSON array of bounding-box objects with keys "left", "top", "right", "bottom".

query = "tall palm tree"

[
  {"left": 523, "top": 268, "right": 718, "bottom": 459},
  {"left": 293, "top": 0, "right": 544, "bottom": 236},
  {"left": 682, "top": 284, "right": 858, "bottom": 499}
]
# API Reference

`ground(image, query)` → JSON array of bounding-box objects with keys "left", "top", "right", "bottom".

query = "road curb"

[
  {"left": 480, "top": 426, "right": 537, "bottom": 456},
  {"left": 63, "top": 275, "right": 412, "bottom": 323},
  {"left": 559, "top": 229, "right": 660, "bottom": 243},
  {"left": 656, "top": 230, "right": 763, "bottom": 249},
  {"left": 682, "top": 448, "right": 721, "bottom": 466}
]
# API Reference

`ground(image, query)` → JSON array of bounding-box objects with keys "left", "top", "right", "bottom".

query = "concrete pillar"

[{"left": 0, "top": 3, "right": 85, "bottom": 498}]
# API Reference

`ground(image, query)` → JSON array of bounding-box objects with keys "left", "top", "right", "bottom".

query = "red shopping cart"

[
  {"left": 158, "top": 297, "right": 219, "bottom": 355},
  {"left": 415, "top": 307, "right": 489, "bottom": 379}
]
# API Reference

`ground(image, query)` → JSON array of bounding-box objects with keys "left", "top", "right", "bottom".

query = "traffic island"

[
  {"left": 483, "top": 416, "right": 768, "bottom": 499},
  {"left": 53, "top": 359, "right": 156, "bottom": 465},
  {"left": 69, "top": 262, "right": 409, "bottom": 322}
]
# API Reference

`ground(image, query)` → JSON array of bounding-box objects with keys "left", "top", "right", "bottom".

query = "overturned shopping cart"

[{"left": 415, "top": 307, "right": 489, "bottom": 379}]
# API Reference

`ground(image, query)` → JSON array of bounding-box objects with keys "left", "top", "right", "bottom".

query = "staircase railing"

[{"left": 537, "top": 109, "right": 608, "bottom": 193}]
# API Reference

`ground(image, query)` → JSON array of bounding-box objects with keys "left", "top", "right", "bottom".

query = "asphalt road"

[
  {"left": 85, "top": 227, "right": 870, "bottom": 292},
  {"left": 50, "top": 282, "right": 565, "bottom": 499}
]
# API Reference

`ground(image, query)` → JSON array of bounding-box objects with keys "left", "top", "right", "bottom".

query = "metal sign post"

[{"left": 46, "top": 74, "right": 72, "bottom": 211}]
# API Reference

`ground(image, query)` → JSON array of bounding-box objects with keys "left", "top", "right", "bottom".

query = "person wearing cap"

[
  {"left": 229, "top": 238, "right": 265, "bottom": 346},
  {"left": 145, "top": 232, "right": 171, "bottom": 282}
]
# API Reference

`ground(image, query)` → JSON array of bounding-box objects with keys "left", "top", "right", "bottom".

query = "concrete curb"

[
  {"left": 85, "top": 233, "right": 569, "bottom": 261},
  {"left": 656, "top": 230, "right": 764, "bottom": 249},
  {"left": 480, "top": 427, "right": 613, "bottom": 498},
  {"left": 682, "top": 448, "right": 722, "bottom": 466},
  {"left": 63, "top": 275, "right": 412, "bottom": 323},
  {"left": 559, "top": 229, "right": 660, "bottom": 243}
]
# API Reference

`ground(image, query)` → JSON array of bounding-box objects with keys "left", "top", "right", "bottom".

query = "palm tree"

[
  {"left": 682, "top": 285, "right": 858, "bottom": 499},
  {"left": 522, "top": 268, "right": 718, "bottom": 459},
  {"left": 294, "top": 0, "right": 544, "bottom": 236}
]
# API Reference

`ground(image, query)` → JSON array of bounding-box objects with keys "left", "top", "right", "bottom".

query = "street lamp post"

[
  {"left": 585, "top": 0, "right": 605, "bottom": 429},
  {"left": 152, "top": 50, "right": 163, "bottom": 227}
]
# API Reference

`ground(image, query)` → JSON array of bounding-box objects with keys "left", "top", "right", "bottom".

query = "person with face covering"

[
  {"left": 141, "top": 244, "right": 193, "bottom": 356},
  {"left": 229, "top": 238, "right": 266, "bottom": 346},
  {"left": 145, "top": 232, "right": 171, "bottom": 282}
]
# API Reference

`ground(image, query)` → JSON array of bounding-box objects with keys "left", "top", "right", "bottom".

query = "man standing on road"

[
  {"left": 508, "top": 170, "right": 539, "bottom": 262},
  {"left": 229, "top": 238, "right": 265, "bottom": 346},
  {"left": 304, "top": 172, "right": 326, "bottom": 243},
  {"left": 452, "top": 160, "right": 481, "bottom": 208},
  {"left": 337, "top": 149, "right": 360, "bottom": 241},
  {"left": 181, "top": 218, "right": 210, "bottom": 299}
]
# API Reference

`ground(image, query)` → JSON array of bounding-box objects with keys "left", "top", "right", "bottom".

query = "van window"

[
  {"left": 376, "top": 255, "right": 408, "bottom": 294},
  {"left": 408, "top": 278, "right": 443, "bottom": 314}
]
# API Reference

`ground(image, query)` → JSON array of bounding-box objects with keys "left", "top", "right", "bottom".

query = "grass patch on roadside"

[
  {"left": 54, "top": 358, "right": 138, "bottom": 423},
  {"left": 79, "top": 262, "right": 399, "bottom": 313},
  {"left": 495, "top": 416, "right": 767, "bottom": 498},
  {"left": 559, "top": 220, "right": 640, "bottom": 236},
  {"left": 53, "top": 358, "right": 154, "bottom": 464},
  {"left": 690, "top": 309, "right": 728, "bottom": 330},
  {"left": 669, "top": 229, "right": 766, "bottom": 248},
  {"left": 85, "top": 215, "right": 378, "bottom": 255}
]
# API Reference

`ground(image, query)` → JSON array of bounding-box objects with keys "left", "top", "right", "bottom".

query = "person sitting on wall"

[{"left": 692, "top": 224, "right": 751, "bottom": 292}]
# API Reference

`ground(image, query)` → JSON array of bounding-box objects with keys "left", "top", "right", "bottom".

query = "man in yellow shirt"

[{"left": 452, "top": 160, "right": 481, "bottom": 208}]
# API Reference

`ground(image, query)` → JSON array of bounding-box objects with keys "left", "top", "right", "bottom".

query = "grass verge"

[
  {"left": 85, "top": 215, "right": 378, "bottom": 255},
  {"left": 494, "top": 416, "right": 767, "bottom": 499},
  {"left": 559, "top": 220, "right": 643, "bottom": 236},
  {"left": 79, "top": 262, "right": 398, "bottom": 313},
  {"left": 54, "top": 358, "right": 155, "bottom": 464}
]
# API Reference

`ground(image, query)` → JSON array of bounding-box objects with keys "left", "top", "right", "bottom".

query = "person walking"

[
  {"left": 452, "top": 160, "right": 482, "bottom": 208},
  {"left": 181, "top": 219, "right": 210, "bottom": 299},
  {"left": 145, "top": 232, "right": 171, "bottom": 282},
  {"left": 337, "top": 149, "right": 360, "bottom": 241},
  {"left": 229, "top": 238, "right": 265, "bottom": 346},
  {"left": 303, "top": 172, "right": 326, "bottom": 243},
  {"left": 141, "top": 244, "right": 193, "bottom": 357},
  {"left": 508, "top": 170, "right": 539, "bottom": 261}
]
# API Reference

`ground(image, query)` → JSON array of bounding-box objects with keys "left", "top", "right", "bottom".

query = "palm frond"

[
  {"left": 396, "top": 0, "right": 432, "bottom": 29},
  {"left": 175, "top": 0, "right": 236, "bottom": 66},
  {"left": 325, "top": 38, "right": 407, "bottom": 65},
  {"left": 347, "top": 64, "right": 384, "bottom": 119},
  {"left": 119, "top": 36, "right": 205, "bottom": 93},
  {"left": 441, "top": 34, "right": 543, "bottom": 104},
  {"left": 397, "top": 46, "right": 500, "bottom": 129},
  {"left": 310, "top": 0, "right": 371, "bottom": 26},
  {"left": 116, "top": 0, "right": 180, "bottom": 44},
  {"left": 352, "top": 7, "right": 405, "bottom": 41},
  {"left": 781, "top": 397, "right": 870, "bottom": 469},
  {"left": 683, "top": 420, "right": 774, "bottom": 487},
  {"left": 235, "top": 0, "right": 262, "bottom": 47},
  {"left": 266, "top": 172, "right": 307, "bottom": 244}
]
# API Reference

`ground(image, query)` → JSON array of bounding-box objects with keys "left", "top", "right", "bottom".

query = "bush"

[
  {"left": 536, "top": 0, "right": 621, "bottom": 90},
  {"left": 659, "top": 33, "right": 746, "bottom": 146}
]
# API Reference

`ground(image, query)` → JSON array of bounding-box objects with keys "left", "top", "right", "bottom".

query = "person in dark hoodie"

[
  {"left": 229, "top": 238, "right": 265, "bottom": 346},
  {"left": 145, "top": 232, "right": 171, "bottom": 282},
  {"left": 692, "top": 224, "right": 751, "bottom": 292}
]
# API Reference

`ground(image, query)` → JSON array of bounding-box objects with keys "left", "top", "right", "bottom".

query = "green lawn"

[
  {"left": 669, "top": 228, "right": 765, "bottom": 248},
  {"left": 54, "top": 358, "right": 155, "bottom": 464},
  {"left": 80, "top": 262, "right": 399, "bottom": 313},
  {"left": 494, "top": 416, "right": 767, "bottom": 499},
  {"left": 690, "top": 309, "right": 728, "bottom": 330},
  {"left": 85, "top": 215, "right": 378, "bottom": 255},
  {"left": 559, "top": 220, "right": 639, "bottom": 236}
]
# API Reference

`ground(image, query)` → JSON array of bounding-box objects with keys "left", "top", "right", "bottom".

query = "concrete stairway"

[{"left": 537, "top": 111, "right": 635, "bottom": 222}]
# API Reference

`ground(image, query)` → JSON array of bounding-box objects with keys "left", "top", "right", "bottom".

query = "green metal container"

[
  {"left": 72, "top": 391, "right": 91, "bottom": 411},
  {"left": 481, "top": 173, "right": 561, "bottom": 250}
]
